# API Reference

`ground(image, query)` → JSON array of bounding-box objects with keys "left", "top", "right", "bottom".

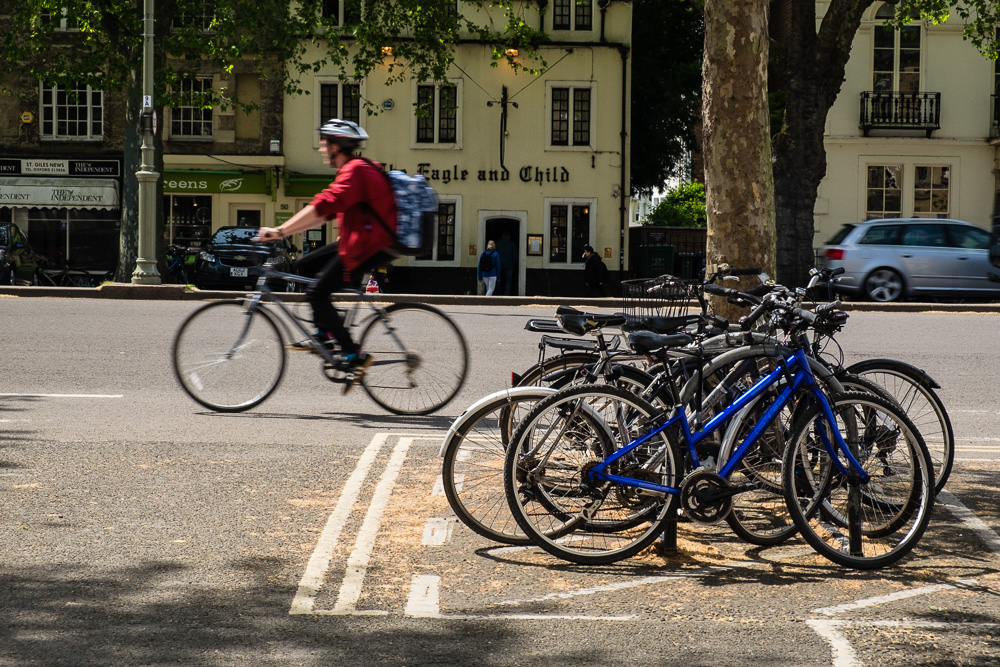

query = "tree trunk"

[
  {"left": 772, "top": 0, "right": 874, "bottom": 288},
  {"left": 703, "top": 0, "right": 775, "bottom": 320},
  {"left": 117, "top": 76, "right": 141, "bottom": 283}
]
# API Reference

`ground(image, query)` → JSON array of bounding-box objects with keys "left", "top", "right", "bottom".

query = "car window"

[
  {"left": 859, "top": 225, "right": 902, "bottom": 245},
  {"left": 211, "top": 228, "right": 259, "bottom": 245},
  {"left": 901, "top": 224, "right": 947, "bottom": 247},
  {"left": 827, "top": 225, "right": 855, "bottom": 244},
  {"left": 946, "top": 225, "right": 990, "bottom": 250}
]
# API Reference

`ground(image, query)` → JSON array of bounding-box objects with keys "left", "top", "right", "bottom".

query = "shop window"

[
  {"left": 549, "top": 85, "right": 591, "bottom": 148},
  {"left": 912, "top": 165, "right": 950, "bottom": 218},
  {"left": 415, "top": 82, "right": 459, "bottom": 145},
  {"left": 26, "top": 208, "right": 118, "bottom": 270},
  {"left": 40, "top": 82, "right": 103, "bottom": 140},
  {"left": 865, "top": 165, "right": 902, "bottom": 220},
  {"left": 548, "top": 201, "right": 591, "bottom": 263},
  {"left": 170, "top": 77, "right": 214, "bottom": 139},
  {"left": 553, "top": 0, "right": 592, "bottom": 30},
  {"left": 165, "top": 195, "right": 213, "bottom": 246}
]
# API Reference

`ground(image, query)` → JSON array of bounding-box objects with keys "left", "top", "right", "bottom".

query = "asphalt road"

[{"left": 2, "top": 296, "right": 999, "bottom": 666}]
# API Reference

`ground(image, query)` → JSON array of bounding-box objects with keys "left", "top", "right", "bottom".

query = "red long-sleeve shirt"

[{"left": 309, "top": 157, "right": 397, "bottom": 270}]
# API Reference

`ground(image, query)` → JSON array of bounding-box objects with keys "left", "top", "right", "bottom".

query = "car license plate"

[{"left": 230, "top": 267, "right": 248, "bottom": 278}]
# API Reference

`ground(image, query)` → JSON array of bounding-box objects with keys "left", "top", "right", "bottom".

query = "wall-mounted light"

[
  {"left": 504, "top": 48, "right": 519, "bottom": 58},
  {"left": 382, "top": 46, "right": 394, "bottom": 56},
  {"left": 269, "top": 139, "right": 281, "bottom": 155}
]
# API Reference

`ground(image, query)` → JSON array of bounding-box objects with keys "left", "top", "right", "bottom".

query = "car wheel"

[{"left": 864, "top": 268, "right": 904, "bottom": 302}]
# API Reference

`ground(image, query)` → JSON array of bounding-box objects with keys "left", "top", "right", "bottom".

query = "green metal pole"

[{"left": 132, "top": 0, "right": 161, "bottom": 284}]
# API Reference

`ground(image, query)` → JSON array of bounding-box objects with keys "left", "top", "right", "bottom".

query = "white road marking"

[
  {"left": 332, "top": 437, "right": 413, "bottom": 614},
  {"left": 806, "top": 620, "right": 860, "bottom": 667},
  {"left": 289, "top": 432, "right": 389, "bottom": 615},
  {"left": 405, "top": 575, "right": 440, "bottom": 617},
  {"left": 813, "top": 580, "right": 978, "bottom": 616},
  {"left": 431, "top": 475, "right": 446, "bottom": 496},
  {"left": 939, "top": 490, "right": 1000, "bottom": 558},
  {"left": 421, "top": 518, "right": 454, "bottom": 546},
  {"left": 0, "top": 393, "right": 123, "bottom": 398}
]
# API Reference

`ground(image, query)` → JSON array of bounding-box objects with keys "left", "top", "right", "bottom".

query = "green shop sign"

[{"left": 163, "top": 170, "right": 269, "bottom": 195}]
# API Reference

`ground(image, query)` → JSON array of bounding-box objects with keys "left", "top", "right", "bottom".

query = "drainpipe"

[
  {"left": 599, "top": 0, "right": 611, "bottom": 43},
  {"left": 537, "top": 0, "right": 547, "bottom": 32},
  {"left": 619, "top": 44, "right": 629, "bottom": 277}
]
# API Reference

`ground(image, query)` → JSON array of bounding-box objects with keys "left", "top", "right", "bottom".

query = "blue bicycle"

[{"left": 503, "top": 294, "right": 935, "bottom": 569}]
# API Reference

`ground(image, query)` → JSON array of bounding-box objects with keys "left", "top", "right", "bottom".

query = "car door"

[
  {"left": 896, "top": 223, "right": 964, "bottom": 293},
  {"left": 943, "top": 224, "right": 996, "bottom": 291}
]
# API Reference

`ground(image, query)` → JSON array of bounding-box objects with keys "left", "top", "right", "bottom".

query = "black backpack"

[{"left": 479, "top": 252, "right": 495, "bottom": 272}]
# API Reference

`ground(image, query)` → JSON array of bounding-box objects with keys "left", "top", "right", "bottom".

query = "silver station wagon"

[{"left": 821, "top": 218, "right": 1000, "bottom": 302}]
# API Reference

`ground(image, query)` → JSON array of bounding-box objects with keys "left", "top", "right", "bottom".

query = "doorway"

[{"left": 484, "top": 217, "right": 520, "bottom": 296}]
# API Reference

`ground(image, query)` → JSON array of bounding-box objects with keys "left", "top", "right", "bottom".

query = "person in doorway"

[
  {"left": 582, "top": 244, "right": 608, "bottom": 297},
  {"left": 478, "top": 240, "right": 501, "bottom": 296},
  {"left": 255, "top": 118, "right": 397, "bottom": 392},
  {"left": 496, "top": 231, "right": 517, "bottom": 295}
]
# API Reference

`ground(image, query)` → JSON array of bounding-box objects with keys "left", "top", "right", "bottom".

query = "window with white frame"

[
  {"left": 912, "top": 165, "right": 950, "bottom": 218},
  {"left": 42, "top": 6, "right": 79, "bottom": 30},
  {"left": 170, "top": 77, "right": 214, "bottom": 138},
  {"left": 415, "top": 82, "right": 458, "bottom": 145},
  {"left": 174, "top": 0, "right": 216, "bottom": 30},
  {"left": 414, "top": 200, "right": 458, "bottom": 262},
  {"left": 865, "top": 165, "right": 902, "bottom": 220},
  {"left": 553, "top": 0, "right": 593, "bottom": 31},
  {"left": 321, "top": 0, "right": 360, "bottom": 26},
  {"left": 40, "top": 82, "right": 103, "bottom": 140},
  {"left": 548, "top": 200, "right": 593, "bottom": 263},
  {"left": 873, "top": 3, "right": 920, "bottom": 94},
  {"left": 320, "top": 81, "right": 361, "bottom": 125},
  {"left": 549, "top": 85, "right": 592, "bottom": 148}
]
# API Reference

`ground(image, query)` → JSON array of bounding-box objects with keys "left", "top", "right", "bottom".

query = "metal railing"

[{"left": 860, "top": 91, "right": 941, "bottom": 137}]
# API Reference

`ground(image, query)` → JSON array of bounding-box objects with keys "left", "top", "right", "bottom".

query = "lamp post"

[{"left": 132, "top": 0, "right": 161, "bottom": 284}]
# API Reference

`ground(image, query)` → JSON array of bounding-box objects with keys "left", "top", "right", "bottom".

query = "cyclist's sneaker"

[
  {"left": 286, "top": 331, "right": 336, "bottom": 354},
  {"left": 341, "top": 352, "right": 374, "bottom": 395}
]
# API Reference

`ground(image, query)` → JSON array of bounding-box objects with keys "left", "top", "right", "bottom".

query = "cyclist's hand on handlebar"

[{"left": 254, "top": 227, "right": 283, "bottom": 244}]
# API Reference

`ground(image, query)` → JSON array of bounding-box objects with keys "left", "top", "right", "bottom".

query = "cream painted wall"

[
  {"left": 278, "top": 2, "right": 632, "bottom": 275},
  {"left": 816, "top": 2, "right": 998, "bottom": 245}
]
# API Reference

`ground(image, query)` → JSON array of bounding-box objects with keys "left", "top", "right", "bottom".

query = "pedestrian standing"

[
  {"left": 582, "top": 244, "right": 608, "bottom": 297},
  {"left": 478, "top": 240, "right": 501, "bottom": 296}
]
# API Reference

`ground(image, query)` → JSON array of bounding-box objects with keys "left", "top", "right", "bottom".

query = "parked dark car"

[
  {"left": 821, "top": 218, "right": 1000, "bottom": 302},
  {"left": 194, "top": 227, "right": 298, "bottom": 291},
  {"left": 0, "top": 222, "right": 44, "bottom": 286}
]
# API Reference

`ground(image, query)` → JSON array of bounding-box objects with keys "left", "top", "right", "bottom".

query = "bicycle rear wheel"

[
  {"left": 782, "top": 391, "right": 934, "bottom": 570},
  {"left": 441, "top": 387, "right": 555, "bottom": 545},
  {"left": 359, "top": 303, "right": 469, "bottom": 415},
  {"left": 172, "top": 300, "right": 286, "bottom": 412}
]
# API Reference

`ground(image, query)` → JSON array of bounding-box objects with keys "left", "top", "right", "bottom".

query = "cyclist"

[{"left": 255, "top": 119, "right": 397, "bottom": 389}]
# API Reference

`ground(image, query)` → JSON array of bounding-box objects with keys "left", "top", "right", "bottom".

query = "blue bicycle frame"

[{"left": 588, "top": 347, "right": 870, "bottom": 495}]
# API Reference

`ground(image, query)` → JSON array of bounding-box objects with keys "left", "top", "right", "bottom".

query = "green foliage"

[
  {"left": 646, "top": 182, "right": 707, "bottom": 228},
  {"left": 629, "top": 0, "right": 703, "bottom": 197}
]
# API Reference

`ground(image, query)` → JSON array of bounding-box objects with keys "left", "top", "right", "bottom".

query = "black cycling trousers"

[{"left": 298, "top": 243, "right": 393, "bottom": 354}]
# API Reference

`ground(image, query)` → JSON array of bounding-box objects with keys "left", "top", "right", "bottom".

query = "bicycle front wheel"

[
  {"left": 782, "top": 391, "right": 934, "bottom": 570},
  {"left": 172, "top": 300, "right": 286, "bottom": 412},
  {"left": 359, "top": 303, "right": 469, "bottom": 415}
]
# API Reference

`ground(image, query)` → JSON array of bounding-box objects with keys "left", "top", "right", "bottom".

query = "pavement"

[{"left": 4, "top": 282, "right": 1000, "bottom": 312}]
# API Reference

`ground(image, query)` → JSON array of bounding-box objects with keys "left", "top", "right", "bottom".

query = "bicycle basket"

[{"left": 620, "top": 275, "right": 693, "bottom": 321}]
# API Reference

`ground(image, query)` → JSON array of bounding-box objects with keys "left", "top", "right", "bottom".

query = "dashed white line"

[
  {"left": 405, "top": 575, "right": 440, "bottom": 617},
  {"left": 0, "top": 393, "right": 124, "bottom": 398},
  {"left": 421, "top": 518, "right": 455, "bottom": 546}
]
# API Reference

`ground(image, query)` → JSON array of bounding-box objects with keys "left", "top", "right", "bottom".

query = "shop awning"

[
  {"left": 284, "top": 173, "right": 332, "bottom": 198},
  {"left": 0, "top": 177, "right": 120, "bottom": 209}
]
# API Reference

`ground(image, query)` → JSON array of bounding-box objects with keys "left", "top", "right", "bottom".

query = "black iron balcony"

[{"left": 860, "top": 91, "right": 941, "bottom": 137}]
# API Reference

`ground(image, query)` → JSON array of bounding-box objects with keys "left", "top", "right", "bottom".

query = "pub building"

[{"left": 0, "top": 157, "right": 121, "bottom": 277}]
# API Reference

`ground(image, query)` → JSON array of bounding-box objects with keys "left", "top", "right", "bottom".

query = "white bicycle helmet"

[{"left": 318, "top": 118, "right": 369, "bottom": 150}]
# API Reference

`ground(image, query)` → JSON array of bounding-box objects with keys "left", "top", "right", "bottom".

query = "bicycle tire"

[
  {"left": 504, "top": 384, "right": 680, "bottom": 565},
  {"left": 844, "top": 360, "right": 954, "bottom": 495},
  {"left": 358, "top": 302, "right": 469, "bottom": 415},
  {"left": 782, "top": 391, "right": 934, "bottom": 570},
  {"left": 441, "top": 387, "right": 556, "bottom": 545},
  {"left": 172, "top": 300, "right": 286, "bottom": 412}
]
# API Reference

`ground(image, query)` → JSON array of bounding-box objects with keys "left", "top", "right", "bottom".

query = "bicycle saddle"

[
  {"left": 556, "top": 313, "right": 627, "bottom": 336},
  {"left": 626, "top": 330, "right": 694, "bottom": 354}
]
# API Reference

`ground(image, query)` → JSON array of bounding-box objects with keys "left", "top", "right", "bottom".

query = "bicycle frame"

[{"left": 586, "top": 347, "right": 870, "bottom": 496}]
